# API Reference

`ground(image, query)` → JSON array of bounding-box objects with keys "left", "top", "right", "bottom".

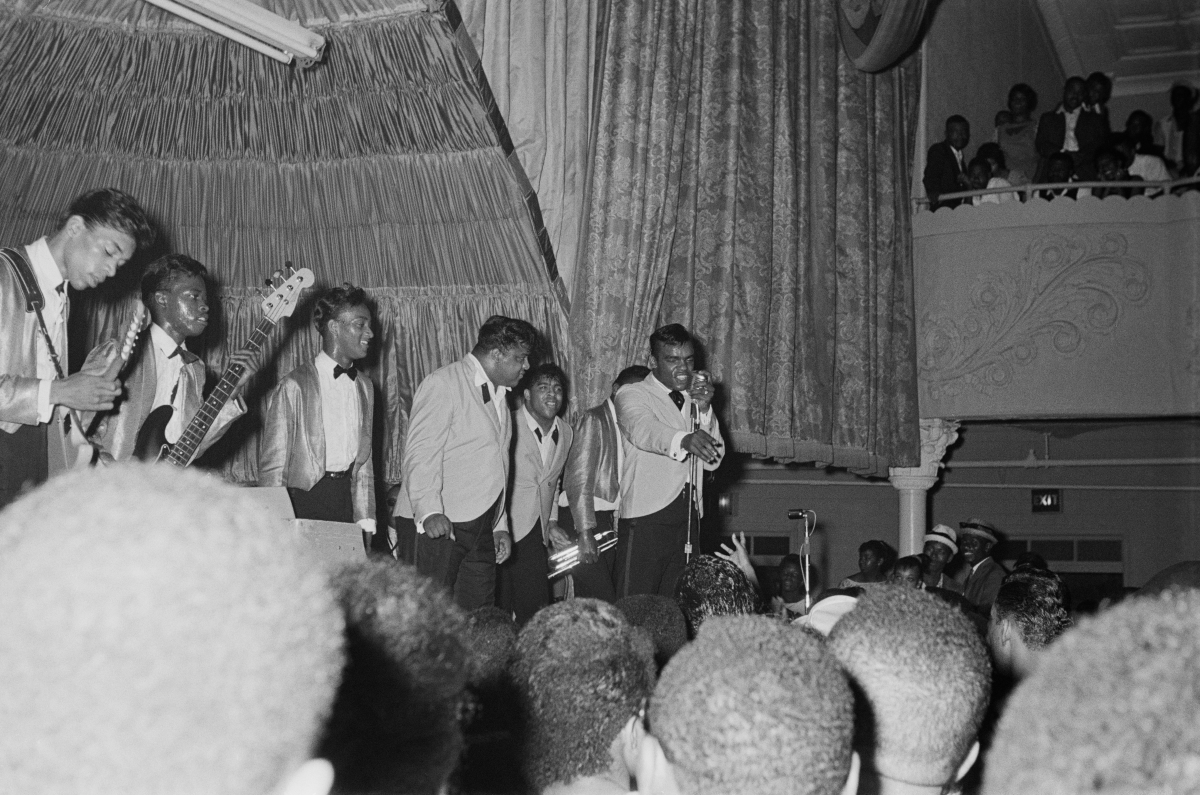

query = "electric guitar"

[
  {"left": 132, "top": 266, "right": 315, "bottom": 467},
  {"left": 49, "top": 302, "right": 149, "bottom": 471}
]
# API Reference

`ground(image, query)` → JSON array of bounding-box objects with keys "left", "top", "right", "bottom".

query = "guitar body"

[{"left": 133, "top": 404, "right": 174, "bottom": 463}]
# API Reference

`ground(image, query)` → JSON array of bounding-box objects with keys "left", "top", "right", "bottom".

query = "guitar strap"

[{"left": 1, "top": 247, "right": 68, "bottom": 381}]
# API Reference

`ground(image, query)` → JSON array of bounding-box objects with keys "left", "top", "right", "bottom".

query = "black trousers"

[
  {"left": 616, "top": 487, "right": 694, "bottom": 598},
  {"left": 288, "top": 471, "right": 353, "bottom": 523},
  {"left": 0, "top": 424, "right": 48, "bottom": 511},
  {"left": 396, "top": 495, "right": 501, "bottom": 612},
  {"left": 496, "top": 519, "right": 550, "bottom": 626},
  {"left": 558, "top": 509, "right": 619, "bottom": 603}
]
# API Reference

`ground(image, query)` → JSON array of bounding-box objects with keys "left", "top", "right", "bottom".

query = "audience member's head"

[
  {"left": 966, "top": 156, "right": 993, "bottom": 191},
  {"left": 649, "top": 616, "right": 858, "bottom": 795},
  {"left": 988, "top": 567, "right": 1071, "bottom": 681},
  {"left": 944, "top": 114, "right": 970, "bottom": 152},
  {"left": 889, "top": 555, "right": 924, "bottom": 588},
  {"left": 674, "top": 555, "right": 760, "bottom": 638},
  {"left": 1061, "top": 76, "right": 1086, "bottom": 112},
  {"left": 1012, "top": 550, "right": 1049, "bottom": 571},
  {"left": 1043, "top": 151, "right": 1075, "bottom": 184},
  {"left": 779, "top": 553, "right": 805, "bottom": 600},
  {"left": 976, "top": 141, "right": 1008, "bottom": 175},
  {"left": 983, "top": 588, "right": 1200, "bottom": 794},
  {"left": 922, "top": 524, "right": 958, "bottom": 579},
  {"left": 0, "top": 464, "right": 343, "bottom": 795},
  {"left": 1085, "top": 71, "right": 1112, "bottom": 108},
  {"left": 317, "top": 560, "right": 469, "bottom": 795},
  {"left": 958, "top": 518, "right": 998, "bottom": 569},
  {"left": 1095, "top": 147, "right": 1129, "bottom": 182},
  {"left": 829, "top": 587, "right": 991, "bottom": 793},
  {"left": 615, "top": 594, "right": 689, "bottom": 670},
  {"left": 858, "top": 540, "right": 895, "bottom": 578},
  {"left": 512, "top": 599, "right": 656, "bottom": 793},
  {"left": 463, "top": 605, "right": 519, "bottom": 691},
  {"left": 1124, "top": 109, "right": 1155, "bottom": 150},
  {"left": 1006, "top": 83, "right": 1037, "bottom": 120}
]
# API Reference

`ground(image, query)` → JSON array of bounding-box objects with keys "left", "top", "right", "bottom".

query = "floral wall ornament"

[{"left": 918, "top": 232, "right": 1151, "bottom": 399}]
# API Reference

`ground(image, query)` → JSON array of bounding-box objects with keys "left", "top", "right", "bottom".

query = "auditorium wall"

[
  {"left": 714, "top": 421, "right": 1200, "bottom": 591},
  {"left": 923, "top": 0, "right": 1065, "bottom": 158}
]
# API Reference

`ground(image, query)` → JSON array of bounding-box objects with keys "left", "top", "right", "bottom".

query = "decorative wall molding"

[{"left": 919, "top": 232, "right": 1150, "bottom": 399}]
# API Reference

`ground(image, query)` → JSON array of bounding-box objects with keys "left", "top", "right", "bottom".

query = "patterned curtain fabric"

[
  {"left": 835, "top": 0, "right": 933, "bottom": 73},
  {"left": 458, "top": 0, "right": 601, "bottom": 296},
  {"left": 571, "top": 0, "right": 921, "bottom": 474},
  {"left": 0, "top": 0, "right": 568, "bottom": 484}
]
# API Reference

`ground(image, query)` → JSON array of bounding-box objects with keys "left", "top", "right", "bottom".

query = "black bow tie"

[
  {"left": 668, "top": 390, "right": 686, "bottom": 411},
  {"left": 481, "top": 383, "right": 491, "bottom": 404},
  {"left": 535, "top": 426, "right": 559, "bottom": 444},
  {"left": 334, "top": 363, "right": 358, "bottom": 381},
  {"left": 169, "top": 346, "right": 184, "bottom": 359}
]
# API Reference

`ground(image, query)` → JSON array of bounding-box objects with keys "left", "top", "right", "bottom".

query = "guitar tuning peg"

[{"left": 284, "top": 260, "right": 295, "bottom": 273}]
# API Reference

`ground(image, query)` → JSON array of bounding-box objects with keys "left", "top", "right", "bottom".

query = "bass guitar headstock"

[{"left": 261, "top": 262, "right": 315, "bottom": 323}]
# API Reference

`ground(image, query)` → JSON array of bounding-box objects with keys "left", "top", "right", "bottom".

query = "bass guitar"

[{"left": 133, "top": 265, "right": 314, "bottom": 467}]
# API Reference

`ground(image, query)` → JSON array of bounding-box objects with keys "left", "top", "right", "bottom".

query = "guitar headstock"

[
  {"left": 120, "top": 302, "right": 149, "bottom": 362},
  {"left": 261, "top": 264, "right": 316, "bottom": 323}
]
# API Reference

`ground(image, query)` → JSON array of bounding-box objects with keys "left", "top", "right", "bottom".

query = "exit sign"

[{"left": 1031, "top": 489, "right": 1061, "bottom": 513}]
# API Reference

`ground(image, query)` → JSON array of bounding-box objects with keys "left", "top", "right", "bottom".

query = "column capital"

[{"left": 888, "top": 418, "right": 961, "bottom": 488}]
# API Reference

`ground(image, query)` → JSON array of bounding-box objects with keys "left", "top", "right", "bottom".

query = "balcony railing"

[{"left": 912, "top": 183, "right": 1200, "bottom": 421}]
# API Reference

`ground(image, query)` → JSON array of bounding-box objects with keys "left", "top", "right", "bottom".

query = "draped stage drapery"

[
  {"left": 0, "top": 0, "right": 569, "bottom": 484},
  {"left": 570, "top": 0, "right": 922, "bottom": 474}
]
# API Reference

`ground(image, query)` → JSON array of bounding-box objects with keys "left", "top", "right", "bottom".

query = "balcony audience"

[
  {"left": 511, "top": 599, "right": 655, "bottom": 795},
  {"left": 1084, "top": 72, "right": 1112, "bottom": 128},
  {"left": 1036, "top": 76, "right": 1109, "bottom": 181},
  {"left": 0, "top": 464, "right": 344, "bottom": 795},
  {"left": 924, "top": 115, "right": 971, "bottom": 209},
  {"left": 647, "top": 615, "right": 860, "bottom": 795},
  {"left": 1112, "top": 135, "right": 1171, "bottom": 195},
  {"left": 983, "top": 589, "right": 1200, "bottom": 795},
  {"left": 1094, "top": 148, "right": 1144, "bottom": 199},
  {"left": 966, "top": 155, "right": 1017, "bottom": 205},
  {"left": 1156, "top": 82, "right": 1197, "bottom": 172},
  {"left": 977, "top": 141, "right": 1029, "bottom": 188},
  {"left": 829, "top": 587, "right": 992, "bottom": 795},
  {"left": 1036, "top": 152, "right": 1090, "bottom": 200},
  {"left": 995, "top": 83, "right": 1040, "bottom": 184}
]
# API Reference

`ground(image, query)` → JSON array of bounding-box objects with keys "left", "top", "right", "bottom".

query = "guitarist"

[
  {"left": 259, "top": 285, "right": 377, "bottom": 547},
  {"left": 0, "top": 189, "right": 155, "bottom": 508},
  {"left": 82, "top": 254, "right": 255, "bottom": 463}
]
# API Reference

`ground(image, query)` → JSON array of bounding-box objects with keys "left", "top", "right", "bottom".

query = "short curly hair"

[
  {"left": 993, "top": 567, "right": 1071, "bottom": 649},
  {"left": 674, "top": 555, "right": 760, "bottom": 638},
  {"left": 828, "top": 587, "right": 990, "bottom": 787},
  {"left": 316, "top": 560, "right": 470, "bottom": 795},
  {"left": 615, "top": 593, "right": 688, "bottom": 669},
  {"left": 650, "top": 616, "right": 854, "bottom": 795},
  {"left": 983, "top": 588, "right": 1200, "bottom": 795},
  {"left": 0, "top": 464, "right": 344, "bottom": 795},
  {"left": 511, "top": 599, "right": 656, "bottom": 791}
]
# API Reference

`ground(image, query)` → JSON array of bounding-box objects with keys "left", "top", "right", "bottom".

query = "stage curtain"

[
  {"left": 0, "top": 2, "right": 568, "bottom": 484},
  {"left": 571, "top": 0, "right": 921, "bottom": 474},
  {"left": 457, "top": 0, "right": 601, "bottom": 296}
]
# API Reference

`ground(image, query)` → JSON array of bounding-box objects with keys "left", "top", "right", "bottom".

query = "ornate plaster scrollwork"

[
  {"left": 919, "top": 232, "right": 1150, "bottom": 398},
  {"left": 889, "top": 418, "right": 960, "bottom": 490}
]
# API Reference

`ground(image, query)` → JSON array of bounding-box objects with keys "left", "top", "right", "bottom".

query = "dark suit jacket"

[
  {"left": 562, "top": 398, "right": 621, "bottom": 533},
  {"left": 963, "top": 556, "right": 1007, "bottom": 611},
  {"left": 259, "top": 361, "right": 375, "bottom": 522},
  {"left": 1035, "top": 107, "right": 1110, "bottom": 180},
  {"left": 923, "top": 141, "right": 967, "bottom": 209}
]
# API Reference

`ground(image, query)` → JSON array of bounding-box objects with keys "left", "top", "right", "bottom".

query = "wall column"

[{"left": 889, "top": 418, "right": 960, "bottom": 556}]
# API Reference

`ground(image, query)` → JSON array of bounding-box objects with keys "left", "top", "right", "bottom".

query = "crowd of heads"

[{"left": 2, "top": 465, "right": 1197, "bottom": 795}]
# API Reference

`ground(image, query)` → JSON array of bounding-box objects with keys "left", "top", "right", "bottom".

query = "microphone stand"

[{"left": 684, "top": 401, "right": 699, "bottom": 563}]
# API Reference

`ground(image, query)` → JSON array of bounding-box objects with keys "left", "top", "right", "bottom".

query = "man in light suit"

[
  {"left": 958, "top": 517, "right": 1007, "bottom": 612},
  {"left": 259, "top": 285, "right": 377, "bottom": 547},
  {"left": 394, "top": 315, "right": 538, "bottom": 611},
  {"left": 82, "top": 254, "right": 252, "bottom": 464},
  {"left": 497, "top": 363, "right": 573, "bottom": 625},
  {"left": 559, "top": 364, "right": 650, "bottom": 602},
  {"left": 615, "top": 324, "right": 724, "bottom": 598},
  {"left": 0, "top": 188, "right": 155, "bottom": 507}
]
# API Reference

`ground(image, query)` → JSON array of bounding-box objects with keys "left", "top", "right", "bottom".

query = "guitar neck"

[{"left": 165, "top": 318, "right": 274, "bottom": 467}]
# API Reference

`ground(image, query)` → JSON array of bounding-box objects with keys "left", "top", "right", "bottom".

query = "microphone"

[{"left": 787, "top": 508, "right": 809, "bottom": 520}]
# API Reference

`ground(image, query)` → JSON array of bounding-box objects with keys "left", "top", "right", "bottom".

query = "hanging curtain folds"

[{"left": 572, "top": 0, "right": 921, "bottom": 475}]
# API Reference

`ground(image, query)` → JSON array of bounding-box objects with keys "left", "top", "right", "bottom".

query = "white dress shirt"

[
  {"left": 522, "top": 405, "right": 561, "bottom": 467},
  {"left": 315, "top": 351, "right": 360, "bottom": 472},
  {"left": 1060, "top": 106, "right": 1082, "bottom": 152},
  {"left": 468, "top": 352, "right": 508, "bottom": 424},
  {"left": 148, "top": 324, "right": 187, "bottom": 444},
  {"left": 26, "top": 238, "right": 67, "bottom": 423}
]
